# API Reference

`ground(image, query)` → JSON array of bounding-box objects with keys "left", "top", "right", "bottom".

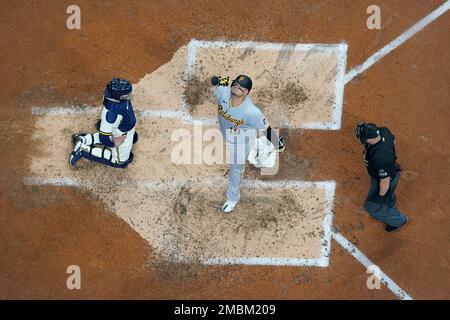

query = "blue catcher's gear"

[
  {"left": 106, "top": 78, "right": 133, "bottom": 100},
  {"left": 100, "top": 86, "right": 136, "bottom": 138},
  {"left": 69, "top": 78, "right": 137, "bottom": 169}
]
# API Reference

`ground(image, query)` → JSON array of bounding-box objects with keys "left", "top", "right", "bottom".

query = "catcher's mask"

[
  {"left": 107, "top": 78, "right": 133, "bottom": 100},
  {"left": 355, "top": 122, "right": 379, "bottom": 145},
  {"left": 231, "top": 75, "right": 252, "bottom": 93}
]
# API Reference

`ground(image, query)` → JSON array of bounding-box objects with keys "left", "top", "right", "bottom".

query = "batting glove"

[
  {"left": 277, "top": 137, "right": 286, "bottom": 153},
  {"left": 218, "top": 76, "right": 229, "bottom": 86}
]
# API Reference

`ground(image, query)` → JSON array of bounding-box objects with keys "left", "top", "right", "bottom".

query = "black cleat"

[
  {"left": 277, "top": 136, "right": 285, "bottom": 153},
  {"left": 72, "top": 133, "right": 87, "bottom": 145},
  {"left": 385, "top": 216, "right": 409, "bottom": 233}
]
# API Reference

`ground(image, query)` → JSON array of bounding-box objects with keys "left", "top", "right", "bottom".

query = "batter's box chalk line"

[
  {"left": 186, "top": 39, "right": 348, "bottom": 130},
  {"left": 24, "top": 175, "right": 336, "bottom": 268}
]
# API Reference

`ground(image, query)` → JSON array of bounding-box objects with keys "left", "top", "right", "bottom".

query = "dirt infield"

[{"left": 0, "top": 0, "right": 449, "bottom": 300}]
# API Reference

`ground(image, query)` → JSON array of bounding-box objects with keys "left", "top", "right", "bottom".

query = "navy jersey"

[{"left": 101, "top": 89, "right": 136, "bottom": 134}]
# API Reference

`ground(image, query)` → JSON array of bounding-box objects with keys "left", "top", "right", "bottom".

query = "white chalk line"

[
  {"left": 332, "top": 43, "right": 348, "bottom": 130},
  {"left": 24, "top": 175, "right": 335, "bottom": 268},
  {"left": 31, "top": 106, "right": 98, "bottom": 115},
  {"left": 23, "top": 177, "right": 81, "bottom": 187},
  {"left": 32, "top": 106, "right": 220, "bottom": 126},
  {"left": 203, "top": 257, "right": 328, "bottom": 267},
  {"left": 332, "top": 231, "right": 413, "bottom": 300},
  {"left": 345, "top": 1, "right": 450, "bottom": 84},
  {"left": 320, "top": 182, "right": 336, "bottom": 265},
  {"left": 189, "top": 39, "right": 345, "bottom": 52}
]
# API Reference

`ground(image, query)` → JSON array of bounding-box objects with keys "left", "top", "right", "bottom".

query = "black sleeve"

[
  {"left": 374, "top": 160, "right": 397, "bottom": 179},
  {"left": 265, "top": 126, "right": 282, "bottom": 148},
  {"left": 382, "top": 127, "right": 395, "bottom": 141}
]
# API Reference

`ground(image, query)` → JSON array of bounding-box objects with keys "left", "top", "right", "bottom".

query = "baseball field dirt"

[
  {"left": 0, "top": 0, "right": 448, "bottom": 300},
  {"left": 29, "top": 111, "right": 333, "bottom": 266}
]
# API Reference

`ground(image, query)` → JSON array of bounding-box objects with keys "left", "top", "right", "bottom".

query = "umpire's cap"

[{"left": 232, "top": 75, "right": 253, "bottom": 92}]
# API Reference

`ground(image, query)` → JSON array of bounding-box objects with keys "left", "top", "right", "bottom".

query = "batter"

[{"left": 207, "top": 75, "right": 285, "bottom": 213}]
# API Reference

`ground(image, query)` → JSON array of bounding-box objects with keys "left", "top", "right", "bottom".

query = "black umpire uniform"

[{"left": 356, "top": 123, "right": 409, "bottom": 232}]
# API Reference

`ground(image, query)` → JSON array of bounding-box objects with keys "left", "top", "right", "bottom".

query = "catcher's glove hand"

[{"left": 277, "top": 137, "right": 286, "bottom": 153}]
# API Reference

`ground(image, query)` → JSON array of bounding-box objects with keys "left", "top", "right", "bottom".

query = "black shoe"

[
  {"left": 128, "top": 152, "right": 134, "bottom": 164},
  {"left": 277, "top": 136, "right": 286, "bottom": 153},
  {"left": 385, "top": 216, "right": 409, "bottom": 233},
  {"left": 72, "top": 133, "right": 87, "bottom": 145}
]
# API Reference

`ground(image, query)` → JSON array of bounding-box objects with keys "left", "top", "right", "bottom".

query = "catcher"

[{"left": 69, "top": 78, "right": 137, "bottom": 168}]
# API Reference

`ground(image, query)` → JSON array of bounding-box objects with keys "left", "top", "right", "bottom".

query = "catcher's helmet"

[
  {"left": 355, "top": 122, "right": 379, "bottom": 145},
  {"left": 106, "top": 78, "right": 133, "bottom": 100},
  {"left": 231, "top": 75, "right": 252, "bottom": 92}
]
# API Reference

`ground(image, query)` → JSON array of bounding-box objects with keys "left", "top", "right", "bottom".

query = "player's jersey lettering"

[{"left": 218, "top": 105, "right": 245, "bottom": 127}]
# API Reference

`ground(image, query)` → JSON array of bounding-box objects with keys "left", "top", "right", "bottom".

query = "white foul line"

[
  {"left": 331, "top": 231, "right": 413, "bottom": 300},
  {"left": 345, "top": 0, "right": 450, "bottom": 84}
]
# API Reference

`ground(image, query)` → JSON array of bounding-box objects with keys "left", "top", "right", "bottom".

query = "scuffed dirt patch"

[
  {"left": 183, "top": 77, "right": 207, "bottom": 114},
  {"left": 279, "top": 83, "right": 308, "bottom": 106},
  {"left": 157, "top": 181, "right": 329, "bottom": 262}
]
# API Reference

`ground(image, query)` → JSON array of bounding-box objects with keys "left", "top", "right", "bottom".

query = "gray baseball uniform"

[{"left": 214, "top": 86, "right": 269, "bottom": 202}]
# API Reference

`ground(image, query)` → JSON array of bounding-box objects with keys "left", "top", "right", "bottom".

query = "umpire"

[{"left": 355, "top": 123, "right": 409, "bottom": 232}]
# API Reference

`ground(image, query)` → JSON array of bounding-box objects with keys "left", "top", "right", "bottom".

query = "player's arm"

[
  {"left": 376, "top": 163, "right": 396, "bottom": 196},
  {"left": 99, "top": 107, "right": 121, "bottom": 148},
  {"left": 378, "top": 177, "right": 391, "bottom": 196},
  {"left": 205, "top": 76, "right": 230, "bottom": 97}
]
